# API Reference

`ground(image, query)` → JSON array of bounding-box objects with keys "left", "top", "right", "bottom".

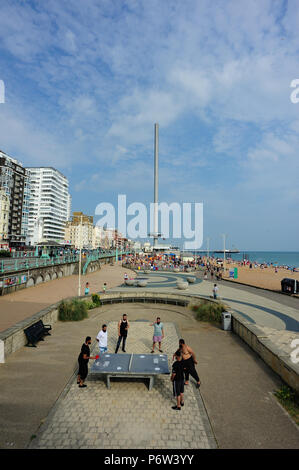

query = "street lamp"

[
  {"left": 78, "top": 215, "right": 83, "bottom": 296},
  {"left": 222, "top": 233, "right": 226, "bottom": 272}
]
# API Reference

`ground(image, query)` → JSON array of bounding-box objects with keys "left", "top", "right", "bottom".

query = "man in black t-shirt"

[
  {"left": 171, "top": 350, "right": 185, "bottom": 410},
  {"left": 77, "top": 336, "right": 98, "bottom": 388}
]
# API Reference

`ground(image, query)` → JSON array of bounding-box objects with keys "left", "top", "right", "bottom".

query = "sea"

[{"left": 189, "top": 251, "right": 299, "bottom": 268}]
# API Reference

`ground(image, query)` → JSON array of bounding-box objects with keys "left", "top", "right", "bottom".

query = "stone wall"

[{"left": 231, "top": 311, "right": 299, "bottom": 394}]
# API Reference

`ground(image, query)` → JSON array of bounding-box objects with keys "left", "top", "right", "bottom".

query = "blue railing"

[
  {"left": 82, "top": 250, "right": 131, "bottom": 274},
  {"left": 0, "top": 250, "right": 132, "bottom": 274}
]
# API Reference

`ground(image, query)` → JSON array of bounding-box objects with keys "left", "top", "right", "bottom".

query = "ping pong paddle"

[{"left": 95, "top": 355, "right": 100, "bottom": 359}]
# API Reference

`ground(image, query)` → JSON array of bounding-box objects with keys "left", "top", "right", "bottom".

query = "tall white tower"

[{"left": 153, "top": 123, "right": 159, "bottom": 248}]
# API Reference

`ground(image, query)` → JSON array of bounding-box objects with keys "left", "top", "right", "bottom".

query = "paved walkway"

[
  {"left": 30, "top": 321, "right": 215, "bottom": 449},
  {"left": 112, "top": 272, "right": 299, "bottom": 356},
  {"left": 1, "top": 302, "right": 298, "bottom": 449}
]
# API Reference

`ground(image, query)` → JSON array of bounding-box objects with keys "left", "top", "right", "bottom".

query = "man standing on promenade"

[
  {"left": 96, "top": 324, "right": 108, "bottom": 354},
  {"left": 176, "top": 339, "right": 201, "bottom": 388},
  {"left": 77, "top": 336, "right": 98, "bottom": 388},
  {"left": 115, "top": 314, "right": 129, "bottom": 353},
  {"left": 171, "top": 349, "right": 185, "bottom": 411},
  {"left": 150, "top": 317, "right": 165, "bottom": 353}
]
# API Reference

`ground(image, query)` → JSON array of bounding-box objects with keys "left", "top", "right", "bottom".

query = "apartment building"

[
  {"left": 27, "top": 167, "right": 71, "bottom": 245},
  {"left": 0, "top": 188, "right": 9, "bottom": 243},
  {"left": 0, "top": 150, "right": 29, "bottom": 246},
  {"left": 65, "top": 211, "right": 94, "bottom": 249}
]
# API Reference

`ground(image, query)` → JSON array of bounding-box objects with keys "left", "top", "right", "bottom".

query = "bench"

[{"left": 24, "top": 320, "right": 52, "bottom": 347}]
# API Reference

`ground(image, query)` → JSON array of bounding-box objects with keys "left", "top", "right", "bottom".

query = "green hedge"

[
  {"left": 0, "top": 250, "right": 11, "bottom": 258},
  {"left": 191, "top": 301, "right": 226, "bottom": 324},
  {"left": 91, "top": 293, "right": 101, "bottom": 306},
  {"left": 58, "top": 299, "right": 88, "bottom": 321}
]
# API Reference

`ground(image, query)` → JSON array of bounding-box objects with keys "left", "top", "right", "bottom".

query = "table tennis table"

[{"left": 90, "top": 353, "right": 170, "bottom": 390}]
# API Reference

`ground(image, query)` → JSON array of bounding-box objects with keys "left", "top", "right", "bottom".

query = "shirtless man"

[{"left": 173, "top": 338, "right": 201, "bottom": 388}]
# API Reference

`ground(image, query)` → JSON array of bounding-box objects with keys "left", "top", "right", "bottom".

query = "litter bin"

[
  {"left": 281, "top": 278, "right": 298, "bottom": 294},
  {"left": 222, "top": 312, "right": 231, "bottom": 331}
]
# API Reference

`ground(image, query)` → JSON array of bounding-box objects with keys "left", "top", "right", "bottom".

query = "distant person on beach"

[
  {"left": 103, "top": 282, "right": 107, "bottom": 293},
  {"left": 115, "top": 314, "right": 129, "bottom": 353},
  {"left": 96, "top": 324, "right": 108, "bottom": 353},
  {"left": 213, "top": 284, "right": 218, "bottom": 299},
  {"left": 171, "top": 349, "right": 185, "bottom": 411},
  {"left": 77, "top": 336, "right": 98, "bottom": 388},
  {"left": 204, "top": 272, "right": 208, "bottom": 280},
  {"left": 85, "top": 282, "right": 90, "bottom": 296},
  {"left": 124, "top": 273, "right": 128, "bottom": 282},
  {"left": 150, "top": 317, "right": 164, "bottom": 353}
]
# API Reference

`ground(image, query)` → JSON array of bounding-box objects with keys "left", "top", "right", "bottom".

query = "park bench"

[{"left": 24, "top": 320, "right": 52, "bottom": 347}]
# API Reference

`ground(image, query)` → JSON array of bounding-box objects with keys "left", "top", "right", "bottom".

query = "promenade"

[
  {"left": 0, "top": 267, "right": 298, "bottom": 449},
  {"left": 0, "top": 264, "right": 132, "bottom": 332}
]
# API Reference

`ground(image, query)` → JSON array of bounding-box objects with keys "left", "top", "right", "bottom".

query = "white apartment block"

[{"left": 27, "top": 167, "right": 71, "bottom": 245}]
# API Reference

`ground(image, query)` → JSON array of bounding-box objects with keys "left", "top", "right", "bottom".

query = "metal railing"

[
  {"left": 0, "top": 250, "right": 133, "bottom": 274},
  {"left": 82, "top": 250, "right": 131, "bottom": 274}
]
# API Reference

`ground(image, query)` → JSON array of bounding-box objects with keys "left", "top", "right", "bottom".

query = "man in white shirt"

[{"left": 96, "top": 324, "right": 108, "bottom": 353}]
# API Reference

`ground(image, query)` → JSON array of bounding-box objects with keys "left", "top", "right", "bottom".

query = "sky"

[{"left": 0, "top": 0, "right": 298, "bottom": 250}]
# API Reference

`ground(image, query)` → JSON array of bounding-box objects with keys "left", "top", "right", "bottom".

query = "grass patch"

[
  {"left": 58, "top": 299, "right": 88, "bottom": 321},
  {"left": 274, "top": 385, "right": 299, "bottom": 425},
  {"left": 191, "top": 301, "right": 226, "bottom": 324}
]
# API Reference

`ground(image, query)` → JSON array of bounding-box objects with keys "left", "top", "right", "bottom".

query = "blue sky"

[{"left": 0, "top": 0, "right": 298, "bottom": 250}]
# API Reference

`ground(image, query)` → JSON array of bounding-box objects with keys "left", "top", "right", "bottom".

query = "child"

[
  {"left": 213, "top": 283, "right": 218, "bottom": 299},
  {"left": 85, "top": 282, "right": 90, "bottom": 296},
  {"left": 171, "top": 349, "right": 185, "bottom": 410}
]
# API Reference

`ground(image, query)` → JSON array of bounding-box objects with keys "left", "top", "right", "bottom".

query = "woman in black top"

[{"left": 77, "top": 336, "right": 98, "bottom": 388}]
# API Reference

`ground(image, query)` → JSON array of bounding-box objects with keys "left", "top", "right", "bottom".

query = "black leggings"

[{"left": 183, "top": 357, "right": 200, "bottom": 383}]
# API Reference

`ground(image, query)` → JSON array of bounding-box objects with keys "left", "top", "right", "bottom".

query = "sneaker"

[
  {"left": 159, "top": 349, "right": 163, "bottom": 353},
  {"left": 122, "top": 350, "right": 126, "bottom": 352},
  {"left": 196, "top": 383, "right": 201, "bottom": 389},
  {"left": 172, "top": 406, "right": 181, "bottom": 410},
  {"left": 79, "top": 384, "right": 87, "bottom": 388},
  {"left": 180, "top": 402, "right": 184, "bottom": 407},
  {"left": 151, "top": 350, "right": 154, "bottom": 353}
]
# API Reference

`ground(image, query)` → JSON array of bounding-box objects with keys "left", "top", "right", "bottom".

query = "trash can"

[
  {"left": 222, "top": 312, "right": 231, "bottom": 331},
  {"left": 281, "top": 278, "right": 298, "bottom": 294}
]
